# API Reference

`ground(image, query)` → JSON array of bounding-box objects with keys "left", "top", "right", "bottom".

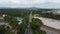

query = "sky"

[{"left": 0, "top": 0, "right": 60, "bottom": 8}]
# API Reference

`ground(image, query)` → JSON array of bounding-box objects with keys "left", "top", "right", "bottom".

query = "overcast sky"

[{"left": 0, "top": 0, "right": 60, "bottom": 8}]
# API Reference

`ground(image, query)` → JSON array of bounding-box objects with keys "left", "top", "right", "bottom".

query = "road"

[{"left": 27, "top": 25, "right": 32, "bottom": 34}]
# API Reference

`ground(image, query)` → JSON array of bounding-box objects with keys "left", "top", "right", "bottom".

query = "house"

[
  {"left": 16, "top": 17, "right": 23, "bottom": 24},
  {"left": 0, "top": 14, "right": 7, "bottom": 25}
]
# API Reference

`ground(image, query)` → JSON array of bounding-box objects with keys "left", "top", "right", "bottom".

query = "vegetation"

[
  {"left": 31, "top": 18, "right": 43, "bottom": 29},
  {"left": 3, "top": 15, "right": 19, "bottom": 34},
  {"left": 31, "top": 18, "right": 46, "bottom": 34},
  {"left": 32, "top": 30, "right": 46, "bottom": 34},
  {"left": 0, "top": 9, "right": 55, "bottom": 34},
  {"left": 0, "top": 25, "right": 14, "bottom": 34},
  {"left": 0, "top": 9, "right": 30, "bottom": 17},
  {"left": 40, "top": 12, "right": 60, "bottom": 20},
  {"left": 17, "top": 18, "right": 46, "bottom": 34},
  {"left": 5, "top": 30, "right": 14, "bottom": 34},
  {"left": 17, "top": 16, "right": 29, "bottom": 34},
  {"left": 0, "top": 25, "right": 5, "bottom": 34},
  {"left": 0, "top": 9, "right": 52, "bottom": 17},
  {"left": 4, "top": 16, "right": 18, "bottom": 29}
]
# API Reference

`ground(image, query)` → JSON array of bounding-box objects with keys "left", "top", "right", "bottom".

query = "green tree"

[
  {"left": 4, "top": 16, "right": 18, "bottom": 29},
  {"left": 9, "top": 18, "right": 18, "bottom": 29},
  {"left": 30, "top": 18, "right": 46, "bottom": 34},
  {"left": 0, "top": 25, "right": 5, "bottom": 34},
  {"left": 31, "top": 18, "right": 43, "bottom": 29},
  {"left": 4, "top": 16, "right": 13, "bottom": 22}
]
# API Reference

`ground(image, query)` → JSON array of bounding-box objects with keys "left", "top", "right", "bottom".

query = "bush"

[
  {"left": 30, "top": 18, "right": 46, "bottom": 34},
  {"left": 30, "top": 18, "right": 43, "bottom": 29},
  {"left": 32, "top": 30, "right": 46, "bottom": 34}
]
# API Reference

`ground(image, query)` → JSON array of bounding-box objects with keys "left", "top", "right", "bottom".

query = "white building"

[{"left": 16, "top": 17, "right": 23, "bottom": 25}]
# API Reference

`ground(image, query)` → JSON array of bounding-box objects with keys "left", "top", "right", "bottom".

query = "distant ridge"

[{"left": 0, "top": 7, "right": 60, "bottom": 10}]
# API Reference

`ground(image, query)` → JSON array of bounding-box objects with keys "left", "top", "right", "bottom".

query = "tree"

[
  {"left": 4, "top": 16, "right": 19, "bottom": 34},
  {"left": 30, "top": 18, "right": 43, "bottom": 29},
  {"left": 4, "top": 16, "right": 13, "bottom": 22},
  {"left": 30, "top": 18, "right": 46, "bottom": 34},
  {"left": 17, "top": 17, "right": 29, "bottom": 34},
  {"left": 4, "top": 16, "right": 18, "bottom": 29},
  {"left": 9, "top": 18, "right": 18, "bottom": 29},
  {"left": 0, "top": 25, "right": 5, "bottom": 34}
]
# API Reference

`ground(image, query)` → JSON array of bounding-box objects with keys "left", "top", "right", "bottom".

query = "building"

[
  {"left": 16, "top": 17, "right": 23, "bottom": 24},
  {"left": 47, "top": 9, "right": 60, "bottom": 15},
  {"left": 0, "top": 14, "right": 7, "bottom": 25}
]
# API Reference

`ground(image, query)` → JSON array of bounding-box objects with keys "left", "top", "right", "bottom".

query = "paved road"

[{"left": 27, "top": 25, "right": 32, "bottom": 34}]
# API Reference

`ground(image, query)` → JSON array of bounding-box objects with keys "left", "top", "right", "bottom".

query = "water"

[
  {"left": 40, "top": 25, "right": 60, "bottom": 34},
  {"left": 34, "top": 17, "right": 60, "bottom": 30},
  {"left": 34, "top": 17, "right": 60, "bottom": 34}
]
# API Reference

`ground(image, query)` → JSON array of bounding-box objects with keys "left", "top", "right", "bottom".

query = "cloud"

[
  {"left": 0, "top": 0, "right": 60, "bottom": 8},
  {"left": 0, "top": 0, "right": 46, "bottom": 5}
]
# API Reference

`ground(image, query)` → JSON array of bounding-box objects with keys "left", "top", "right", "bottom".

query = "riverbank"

[{"left": 34, "top": 17, "right": 60, "bottom": 30}]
